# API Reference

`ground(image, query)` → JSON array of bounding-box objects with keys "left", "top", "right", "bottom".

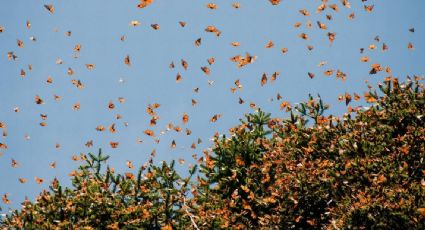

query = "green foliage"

[
  {"left": 1, "top": 77, "right": 424, "bottom": 229},
  {"left": 1, "top": 149, "right": 197, "bottom": 229}
]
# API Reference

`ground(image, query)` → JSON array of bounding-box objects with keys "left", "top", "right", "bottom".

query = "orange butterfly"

[
  {"left": 181, "top": 59, "right": 188, "bottom": 70},
  {"left": 17, "top": 39, "right": 24, "bottom": 48},
  {"left": 210, "top": 114, "right": 222, "bottom": 122},
  {"left": 269, "top": 0, "right": 281, "bottom": 5},
  {"left": 151, "top": 24, "right": 160, "bottom": 30},
  {"left": 11, "top": 158, "right": 19, "bottom": 167},
  {"left": 232, "top": 3, "right": 240, "bottom": 9},
  {"left": 176, "top": 73, "right": 182, "bottom": 83},
  {"left": 201, "top": 66, "right": 210, "bottom": 75},
  {"left": 144, "top": 129, "right": 155, "bottom": 137},
  {"left": 206, "top": 3, "right": 217, "bottom": 9},
  {"left": 44, "top": 4, "right": 54, "bottom": 13},
  {"left": 74, "top": 44, "right": 81, "bottom": 52},
  {"left": 35, "top": 95, "right": 44, "bottom": 104},
  {"left": 2, "top": 193, "right": 10, "bottom": 204},
  {"left": 125, "top": 172, "right": 135, "bottom": 180},
  {"left": 85, "top": 64, "right": 95, "bottom": 70},
  {"left": 46, "top": 76, "right": 53, "bottom": 84},
  {"left": 110, "top": 142, "right": 119, "bottom": 148},
  {"left": 261, "top": 73, "right": 267, "bottom": 86},
  {"left": 108, "top": 100, "right": 115, "bottom": 110},
  {"left": 207, "top": 57, "right": 215, "bottom": 65},
  {"left": 109, "top": 123, "right": 116, "bottom": 133},
  {"left": 364, "top": 5, "right": 374, "bottom": 13},
  {"left": 182, "top": 113, "right": 189, "bottom": 124},
  {"left": 73, "top": 102, "right": 81, "bottom": 111},
  {"left": 126, "top": 160, "right": 134, "bottom": 169},
  {"left": 171, "top": 140, "right": 176, "bottom": 149},
  {"left": 35, "top": 177, "right": 44, "bottom": 184},
  {"left": 124, "top": 55, "right": 131, "bottom": 66},
  {"left": 299, "top": 9, "right": 310, "bottom": 16},
  {"left": 137, "top": 0, "right": 153, "bottom": 8},
  {"left": 265, "top": 40, "right": 274, "bottom": 48},
  {"left": 299, "top": 33, "right": 309, "bottom": 40}
]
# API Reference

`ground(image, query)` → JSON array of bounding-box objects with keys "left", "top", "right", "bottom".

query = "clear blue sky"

[{"left": 1, "top": 0, "right": 424, "bottom": 211}]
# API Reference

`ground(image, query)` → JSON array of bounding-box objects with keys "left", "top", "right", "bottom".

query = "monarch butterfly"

[
  {"left": 126, "top": 161, "right": 134, "bottom": 169},
  {"left": 342, "top": 0, "right": 351, "bottom": 8},
  {"left": 271, "top": 72, "right": 280, "bottom": 83},
  {"left": 85, "top": 64, "right": 95, "bottom": 70},
  {"left": 299, "top": 9, "right": 310, "bottom": 16},
  {"left": 206, "top": 3, "right": 217, "bottom": 9},
  {"left": 85, "top": 140, "right": 93, "bottom": 147},
  {"left": 151, "top": 24, "right": 160, "bottom": 30},
  {"left": 35, "top": 177, "right": 44, "bottom": 184},
  {"left": 317, "top": 21, "right": 327, "bottom": 30},
  {"left": 364, "top": 5, "right": 374, "bottom": 13},
  {"left": 176, "top": 73, "right": 182, "bottom": 83},
  {"left": 2, "top": 194, "right": 10, "bottom": 204},
  {"left": 269, "top": 0, "right": 281, "bottom": 5},
  {"left": 44, "top": 4, "right": 54, "bottom": 13},
  {"left": 125, "top": 172, "right": 134, "bottom": 180},
  {"left": 110, "top": 142, "right": 119, "bottom": 148},
  {"left": 265, "top": 40, "right": 274, "bottom": 48},
  {"left": 137, "top": 0, "right": 153, "bottom": 8},
  {"left": 299, "top": 33, "right": 309, "bottom": 40},
  {"left": 317, "top": 3, "right": 326, "bottom": 13},
  {"left": 210, "top": 114, "right": 222, "bottom": 122},
  {"left": 108, "top": 100, "right": 115, "bottom": 110},
  {"left": 46, "top": 76, "right": 53, "bottom": 84},
  {"left": 232, "top": 3, "right": 240, "bottom": 9},
  {"left": 124, "top": 55, "right": 131, "bottom": 66},
  {"left": 207, "top": 57, "right": 215, "bottom": 65},
  {"left": 201, "top": 66, "right": 210, "bottom": 75},
  {"left": 74, "top": 44, "right": 81, "bottom": 52},
  {"left": 231, "top": 42, "right": 241, "bottom": 47},
  {"left": 191, "top": 99, "right": 198, "bottom": 106},
  {"left": 182, "top": 113, "right": 189, "bottom": 124},
  {"left": 73, "top": 102, "right": 80, "bottom": 111},
  {"left": 17, "top": 39, "right": 24, "bottom": 48},
  {"left": 71, "top": 79, "right": 84, "bottom": 89},
  {"left": 327, "top": 32, "right": 336, "bottom": 44},
  {"left": 181, "top": 59, "right": 188, "bottom": 70},
  {"left": 324, "top": 70, "right": 334, "bottom": 76},
  {"left": 261, "top": 73, "right": 267, "bottom": 86},
  {"left": 11, "top": 158, "right": 18, "bottom": 167},
  {"left": 35, "top": 95, "right": 44, "bottom": 104},
  {"left": 144, "top": 129, "right": 155, "bottom": 137},
  {"left": 109, "top": 123, "right": 116, "bottom": 133}
]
